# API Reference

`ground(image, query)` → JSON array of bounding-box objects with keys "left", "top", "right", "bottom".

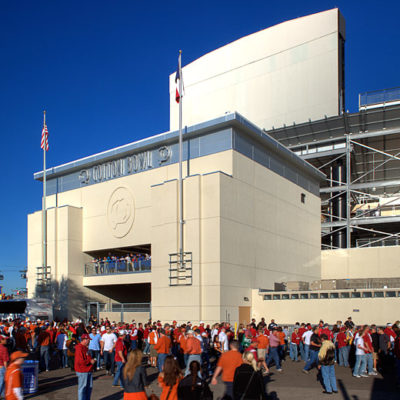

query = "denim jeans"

[
  {"left": 76, "top": 372, "right": 93, "bottom": 400},
  {"left": 321, "top": 365, "right": 337, "bottom": 393},
  {"left": 267, "top": 347, "right": 281, "bottom": 370},
  {"left": 299, "top": 341, "right": 306, "bottom": 361},
  {"left": 223, "top": 381, "right": 233, "bottom": 399},
  {"left": 353, "top": 354, "right": 366, "bottom": 376},
  {"left": 143, "top": 339, "right": 150, "bottom": 354},
  {"left": 40, "top": 345, "right": 50, "bottom": 370},
  {"left": 290, "top": 343, "right": 298, "bottom": 361},
  {"left": 112, "top": 361, "right": 124, "bottom": 386},
  {"left": 365, "top": 353, "right": 373, "bottom": 373},
  {"left": 59, "top": 349, "right": 68, "bottom": 368},
  {"left": 158, "top": 353, "right": 168, "bottom": 372},
  {"left": 185, "top": 354, "right": 202, "bottom": 376},
  {"left": 103, "top": 350, "right": 115, "bottom": 374},
  {"left": 89, "top": 350, "right": 100, "bottom": 369},
  {"left": 0, "top": 366, "right": 5, "bottom": 396},
  {"left": 130, "top": 340, "right": 137, "bottom": 351},
  {"left": 304, "top": 344, "right": 310, "bottom": 362},
  {"left": 338, "top": 346, "right": 349, "bottom": 367},
  {"left": 304, "top": 349, "right": 319, "bottom": 371}
]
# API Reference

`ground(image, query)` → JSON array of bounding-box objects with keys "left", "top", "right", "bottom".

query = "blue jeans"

[
  {"left": 266, "top": 347, "right": 281, "bottom": 370},
  {"left": 103, "top": 350, "right": 115, "bottom": 374},
  {"left": 158, "top": 353, "right": 168, "bottom": 372},
  {"left": 321, "top": 365, "right": 337, "bottom": 393},
  {"left": 59, "top": 349, "right": 68, "bottom": 368},
  {"left": 143, "top": 339, "right": 150, "bottom": 354},
  {"left": 76, "top": 372, "right": 93, "bottom": 400},
  {"left": 89, "top": 350, "right": 100, "bottom": 369},
  {"left": 0, "top": 366, "right": 5, "bottom": 396},
  {"left": 299, "top": 341, "right": 305, "bottom": 361},
  {"left": 223, "top": 381, "right": 233, "bottom": 399},
  {"left": 304, "top": 344, "right": 310, "bottom": 362},
  {"left": 365, "top": 353, "right": 373, "bottom": 373},
  {"left": 130, "top": 340, "right": 137, "bottom": 350},
  {"left": 338, "top": 346, "right": 349, "bottom": 367},
  {"left": 304, "top": 349, "right": 319, "bottom": 371},
  {"left": 290, "top": 343, "right": 298, "bottom": 361},
  {"left": 112, "top": 361, "right": 124, "bottom": 386},
  {"left": 40, "top": 345, "right": 50, "bottom": 371},
  {"left": 353, "top": 354, "right": 366, "bottom": 376},
  {"left": 185, "top": 354, "right": 201, "bottom": 376}
]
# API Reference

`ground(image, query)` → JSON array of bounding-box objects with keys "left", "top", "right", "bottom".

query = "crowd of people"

[
  {"left": 0, "top": 315, "right": 399, "bottom": 399},
  {"left": 90, "top": 253, "right": 151, "bottom": 274}
]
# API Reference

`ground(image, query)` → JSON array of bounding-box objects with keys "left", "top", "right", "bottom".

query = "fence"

[{"left": 84, "top": 259, "right": 151, "bottom": 276}]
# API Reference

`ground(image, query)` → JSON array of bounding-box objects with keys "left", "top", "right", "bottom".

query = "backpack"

[{"left": 67, "top": 340, "right": 76, "bottom": 356}]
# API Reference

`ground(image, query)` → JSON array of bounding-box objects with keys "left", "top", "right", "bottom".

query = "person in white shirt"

[
  {"left": 218, "top": 327, "right": 229, "bottom": 352},
  {"left": 302, "top": 329, "right": 313, "bottom": 362},
  {"left": 100, "top": 327, "right": 117, "bottom": 375},
  {"left": 353, "top": 327, "right": 368, "bottom": 378}
]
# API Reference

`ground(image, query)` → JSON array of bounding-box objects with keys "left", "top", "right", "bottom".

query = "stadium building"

[{"left": 27, "top": 8, "right": 400, "bottom": 324}]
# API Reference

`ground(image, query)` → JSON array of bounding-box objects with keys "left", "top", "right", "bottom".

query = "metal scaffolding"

[{"left": 266, "top": 99, "right": 400, "bottom": 250}]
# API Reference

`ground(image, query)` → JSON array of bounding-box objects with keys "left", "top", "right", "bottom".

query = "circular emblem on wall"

[{"left": 107, "top": 187, "right": 135, "bottom": 238}]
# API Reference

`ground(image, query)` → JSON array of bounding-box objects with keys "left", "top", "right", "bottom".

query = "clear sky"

[{"left": 1, "top": 0, "right": 399, "bottom": 294}]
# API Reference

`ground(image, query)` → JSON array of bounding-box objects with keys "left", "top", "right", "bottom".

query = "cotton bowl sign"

[{"left": 107, "top": 187, "right": 135, "bottom": 238}]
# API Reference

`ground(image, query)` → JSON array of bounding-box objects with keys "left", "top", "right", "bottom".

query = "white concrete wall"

[{"left": 170, "top": 9, "right": 344, "bottom": 132}]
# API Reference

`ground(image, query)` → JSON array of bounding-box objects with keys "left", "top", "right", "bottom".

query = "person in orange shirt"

[
  {"left": 256, "top": 330, "right": 270, "bottom": 375},
  {"left": 157, "top": 355, "right": 182, "bottom": 400},
  {"left": 154, "top": 329, "right": 171, "bottom": 372},
  {"left": 148, "top": 328, "right": 159, "bottom": 368},
  {"left": 5, "top": 351, "right": 28, "bottom": 400},
  {"left": 211, "top": 340, "right": 243, "bottom": 399},
  {"left": 184, "top": 330, "right": 202, "bottom": 376},
  {"left": 178, "top": 329, "right": 187, "bottom": 368},
  {"left": 277, "top": 327, "right": 286, "bottom": 361}
]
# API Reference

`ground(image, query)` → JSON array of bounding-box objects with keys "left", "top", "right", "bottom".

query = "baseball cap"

[
  {"left": 10, "top": 351, "right": 28, "bottom": 362},
  {"left": 81, "top": 334, "right": 90, "bottom": 340}
]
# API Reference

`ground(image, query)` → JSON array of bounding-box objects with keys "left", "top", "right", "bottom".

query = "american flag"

[{"left": 41, "top": 124, "right": 49, "bottom": 151}]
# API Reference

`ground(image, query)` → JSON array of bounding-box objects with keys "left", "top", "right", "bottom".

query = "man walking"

[
  {"left": 154, "top": 328, "right": 171, "bottom": 372},
  {"left": 75, "top": 334, "right": 96, "bottom": 400},
  {"left": 185, "top": 330, "right": 202, "bottom": 375}
]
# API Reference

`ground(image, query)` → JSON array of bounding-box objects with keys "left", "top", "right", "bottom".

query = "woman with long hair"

[
  {"left": 177, "top": 360, "right": 213, "bottom": 399},
  {"left": 121, "top": 349, "right": 148, "bottom": 400},
  {"left": 158, "top": 355, "right": 182, "bottom": 400},
  {"left": 233, "top": 351, "right": 266, "bottom": 400}
]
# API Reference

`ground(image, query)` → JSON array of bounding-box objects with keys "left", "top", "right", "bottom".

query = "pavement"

[{"left": 25, "top": 358, "right": 400, "bottom": 400}]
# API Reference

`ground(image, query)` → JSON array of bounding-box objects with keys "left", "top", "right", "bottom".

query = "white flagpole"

[
  {"left": 42, "top": 111, "right": 47, "bottom": 275},
  {"left": 178, "top": 50, "right": 184, "bottom": 267}
]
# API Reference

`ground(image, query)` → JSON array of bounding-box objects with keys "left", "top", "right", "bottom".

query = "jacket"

[{"left": 74, "top": 343, "right": 94, "bottom": 373}]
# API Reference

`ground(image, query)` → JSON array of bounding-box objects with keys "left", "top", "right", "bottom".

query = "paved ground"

[{"left": 25, "top": 359, "right": 400, "bottom": 400}]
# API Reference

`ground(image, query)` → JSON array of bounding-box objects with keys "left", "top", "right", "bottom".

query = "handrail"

[{"left": 84, "top": 259, "right": 151, "bottom": 276}]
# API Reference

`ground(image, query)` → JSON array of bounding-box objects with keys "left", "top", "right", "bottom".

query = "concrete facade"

[
  {"left": 170, "top": 8, "right": 345, "bottom": 132},
  {"left": 27, "top": 114, "right": 322, "bottom": 323}
]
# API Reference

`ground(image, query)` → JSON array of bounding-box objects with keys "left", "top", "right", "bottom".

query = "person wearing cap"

[
  {"left": 112, "top": 330, "right": 128, "bottom": 388},
  {"left": 5, "top": 350, "right": 28, "bottom": 400},
  {"left": 75, "top": 334, "right": 96, "bottom": 400},
  {"left": 185, "top": 330, "right": 202, "bottom": 376},
  {"left": 154, "top": 329, "right": 171, "bottom": 372},
  {"left": 0, "top": 336, "right": 9, "bottom": 397}
]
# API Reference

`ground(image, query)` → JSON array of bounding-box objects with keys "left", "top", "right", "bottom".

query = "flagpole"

[
  {"left": 178, "top": 50, "right": 184, "bottom": 267},
  {"left": 42, "top": 111, "right": 47, "bottom": 276}
]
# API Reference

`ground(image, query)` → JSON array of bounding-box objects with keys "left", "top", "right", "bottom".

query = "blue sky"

[{"left": 1, "top": 0, "right": 399, "bottom": 293}]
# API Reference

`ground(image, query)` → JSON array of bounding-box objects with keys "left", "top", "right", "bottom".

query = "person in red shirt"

[
  {"left": 74, "top": 334, "right": 96, "bottom": 400},
  {"left": 0, "top": 336, "right": 9, "bottom": 397},
  {"left": 290, "top": 327, "right": 301, "bottom": 362},
  {"left": 113, "top": 330, "right": 128, "bottom": 387},
  {"left": 336, "top": 327, "right": 349, "bottom": 367}
]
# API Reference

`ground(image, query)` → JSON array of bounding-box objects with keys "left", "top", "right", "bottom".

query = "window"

[
  {"left": 273, "top": 294, "right": 281, "bottom": 300},
  {"left": 320, "top": 293, "right": 328, "bottom": 299},
  {"left": 264, "top": 295, "right": 272, "bottom": 300},
  {"left": 330, "top": 293, "right": 339, "bottom": 299},
  {"left": 340, "top": 292, "right": 350, "bottom": 298},
  {"left": 362, "top": 292, "right": 372, "bottom": 298},
  {"left": 301, "top": 193, "right": 306, "bottom": 203},
  {"left": 291, "top": 294, "right": 299, "bottom": 299},
  {"left": 282, "top": 294, "right": 289, "bottom": 300},
  {"left": 310, "top": 293, "right": 318, "bottom": 299},
  {"left": 300, "top": 293, "right": 309, "bottom": 299},
  {"left": 351, "top": 292, "right": 361, "bottom": 298},
  {"left": 386, "top": 291, "right": 396, "bottom": 298},
  {"left": 374, "top": 292, "right": 384, "bottom": 298}
]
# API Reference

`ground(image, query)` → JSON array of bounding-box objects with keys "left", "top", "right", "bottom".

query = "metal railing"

[
  {"left": 359, "top": 87, "right": 400, "bottom": 108},
  {"left": 84, "top": 259, "right": 151, "bottom": 276},
  {"left": 111, "top": 303, "right": 150, "bottom": 312},
  {"left": 356, "top": 237, "right": 400, "bottom": 248}
]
